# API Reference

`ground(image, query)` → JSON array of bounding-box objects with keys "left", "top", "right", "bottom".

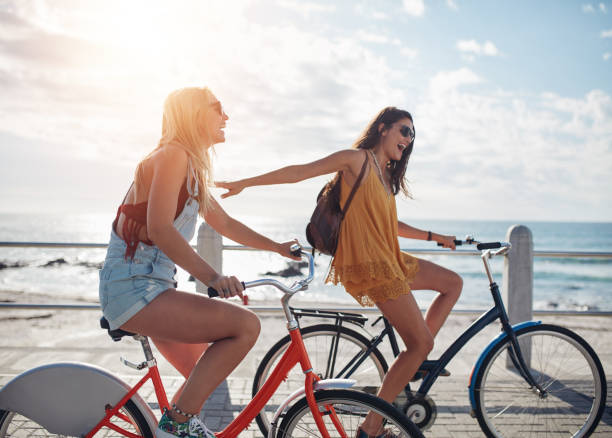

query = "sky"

[{"left": 0, "top": 0, "right": 611, "bottom": 223}]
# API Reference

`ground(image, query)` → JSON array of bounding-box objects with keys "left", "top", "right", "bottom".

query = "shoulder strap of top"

[
  {"left": 119, "top": 182, "right": 134, "bottom": 206},
  {"left": 186, "top": 159, "right": 199, "bottom": 197},
  {"left": 341, "top": 150, "right": 369, "bottom": 217}
]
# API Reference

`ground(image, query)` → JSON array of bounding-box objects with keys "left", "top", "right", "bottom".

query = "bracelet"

[
  {"left": 427, "top": 231, "right": 432, "bottom": 241},
  {"left": 172, "top": 403, "right": 196, "bottom": 419}
]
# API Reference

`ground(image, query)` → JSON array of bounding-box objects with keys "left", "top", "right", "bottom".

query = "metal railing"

[
  {"left": 1, "top": 239, "right": 611, "bottom": 316},
  {"left": 3, "top": 241, "right": 611, "bottom": 258}
]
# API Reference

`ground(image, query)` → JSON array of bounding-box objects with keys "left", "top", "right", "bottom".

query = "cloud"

[
  {"left": 356, "top": 30, "right": 389, "bottom": 44},
  {"left": 402, "top": 0, "right": 425, "bottom": 17},
  {"left": 604, "top": 52, "right": 611, "bottom": 61},
  {"left": 277, "top": 0, "right": 336, "bottom": 17},
  {"left": 354, "top": 4, "right": 388, "bottom": 20},
  {"left": 582, "top": 4, "right": 595, "bottom": 13},
  {"left": 601, "top": 29, "right": 612, "bottom": 37},
  {"left": 457, "top": 39, "right": 499, "bottom": 57},
  {"left": 585, "top": 3, "right": 609, "bottom": 13},
  {"left": 447, "top": 0, "right": 459, "bottom": 10},
  {"left": 400, "top": 47, "right": 419, "bottom": 59},
  {"left": 1, "top": 0, "right": 611, "bottom": 221},
  {"left": 0, "top": 0, "right": 410, "bottom": 177},
  {"left": 406, "top": 80, "right": 612, "bottom": 221},
  {"left": 428, "top": 68, "right": 481, "bottom": 94}
]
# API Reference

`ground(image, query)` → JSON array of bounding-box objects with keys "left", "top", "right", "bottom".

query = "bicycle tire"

[
  {"left": 0, "top": 398, "right": 153, "bottom": 438},
  {"left": 276, "top": 389, "right": 424, "bottom": 438},
  {"left": 253, "top": 324, "right": 388, "bottom": 437},
  {"left": 473, "top": 323, "right": 606, "bottom": 438}
]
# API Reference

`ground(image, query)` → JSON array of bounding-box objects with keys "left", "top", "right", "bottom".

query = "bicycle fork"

[{"left": 490, "top": 281, "right": 547, "bottom": 398}]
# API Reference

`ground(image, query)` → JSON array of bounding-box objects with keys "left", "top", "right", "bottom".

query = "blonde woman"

[{"left": 99, "top": 87, "right": 298, "bottom": 437}]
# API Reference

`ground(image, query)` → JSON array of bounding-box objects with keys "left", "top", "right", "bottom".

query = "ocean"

[{"left": 0, "top": 213, "right": 611, "bottom": 311}]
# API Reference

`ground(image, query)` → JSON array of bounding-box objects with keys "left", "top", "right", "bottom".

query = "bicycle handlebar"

[
  {"left": 207, "top": 244, "right": 314, "bottom": 298},
  {"left": 436, "top": 236, "right": 511, "bottom": 253}
]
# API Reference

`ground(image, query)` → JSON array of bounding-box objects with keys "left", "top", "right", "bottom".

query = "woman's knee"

[
  {"left": 447, "top": 272, "right": 463, "bottom": 300},
  {"left": 419, "top": 332, "right": 434, "bottom": 356},
  {"left": 402, "top": 326, "right": 434, "bottom": 357},
  {"left": 238, "top": 309, "right": 261, "bottom": 344}
]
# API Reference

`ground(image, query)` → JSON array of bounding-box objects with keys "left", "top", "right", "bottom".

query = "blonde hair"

[{"left": 135, "top": 87, "right": 217, "bottom": 215}]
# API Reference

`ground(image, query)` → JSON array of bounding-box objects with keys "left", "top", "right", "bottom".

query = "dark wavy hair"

[{"left": 352, "top": 107, "right": 414, "bottom": 197}]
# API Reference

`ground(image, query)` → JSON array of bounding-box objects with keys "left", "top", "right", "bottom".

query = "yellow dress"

[{"left": 326, "top": 164, "right": 419, "bottom": 306}]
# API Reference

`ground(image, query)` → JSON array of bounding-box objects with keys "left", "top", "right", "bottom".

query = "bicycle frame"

[
  {"left": 91, "top": 249, "right": 352, "bottom": 438},
  {"left": 218, "top": 325, "right": 330, "bottom": 438},
  {"left": 298, "top": 245, "right": 547, "bottom": 402},
  {"left": 93, "top": 323, "right": 351, "bottom": 438}
]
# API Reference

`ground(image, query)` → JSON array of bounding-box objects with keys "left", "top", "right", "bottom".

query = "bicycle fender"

[
  {"left": 0, "top": 362, "right": 157, "bottom": 436},
  {"left": 467, "top": 320, "right": 541, "bottom": 411},
  {"left": 268, "top": 379, "right": 355, "bottom": 438}
]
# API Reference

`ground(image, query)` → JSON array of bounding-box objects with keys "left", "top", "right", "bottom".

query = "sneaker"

[{"left": 156, "top": 410, "right": 216, "bottom": 438}]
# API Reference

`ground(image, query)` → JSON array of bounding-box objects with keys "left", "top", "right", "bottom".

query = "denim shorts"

[{"left": 99, "top": 230, "right": 178, "bottom": 330}]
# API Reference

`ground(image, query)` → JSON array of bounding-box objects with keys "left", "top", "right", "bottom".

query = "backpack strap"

[{"left": 341, "top": 151, "right": 369, "bottom": 217}]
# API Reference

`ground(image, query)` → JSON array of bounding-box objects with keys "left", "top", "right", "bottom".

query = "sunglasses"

[
  {"left": 210, "top": 101, "right": 225, "bottom": 116},
  {"left": 399, "top": 125, "right": 415, "bottom": 141}
]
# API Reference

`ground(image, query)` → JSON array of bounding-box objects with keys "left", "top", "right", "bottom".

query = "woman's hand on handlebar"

[
  {"left": 277, "top": 239, "right": 302, "bottom": 261},
  {"left": 208, "top": 274, "right": 244, "bottom": 299},
  {"left": 435, "top": 234, "right": 457, "bottom": 250}
]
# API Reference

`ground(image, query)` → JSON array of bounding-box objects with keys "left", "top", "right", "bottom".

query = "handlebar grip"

[
  {"left": 207, "top": 282, "right": 247, "bottom": 298},
  {"left": 476, "top": 242, "right": 501, "bottom": 250},
  {"left": 437, "top": 239, "right": 462, "bottom": 246},
  {"left": 290, "top": 244, "right": 302, "bottom": 257}
]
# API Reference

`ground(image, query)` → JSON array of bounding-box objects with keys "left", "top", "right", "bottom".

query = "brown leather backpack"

[{"left": 305, "top": 153, "right": 368, "bottom": 255}]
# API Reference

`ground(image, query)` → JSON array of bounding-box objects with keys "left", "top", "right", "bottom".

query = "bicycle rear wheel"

[
  {"left": 0, "top": 399, "right": 153, "bottom": 438},
  {"left": 253, "top": 324, "right": 388, "bottom": 437},
  {"left": 276, "top": 389, "right": 423, "bottom": 438},
  {"left": 473, "top": 324, "right": 606, "bottom": 438}
]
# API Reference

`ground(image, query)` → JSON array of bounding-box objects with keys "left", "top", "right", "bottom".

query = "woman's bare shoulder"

[
  {"left": 338, "top": 148, "right": 368, "bottom": 177},
  {"left": 148, "top": 143, "right": 190, "bottom": 170}
]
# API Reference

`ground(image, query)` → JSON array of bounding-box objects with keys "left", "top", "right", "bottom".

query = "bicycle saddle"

[{"left": 99, "top": 316, "right": 136, "bottom": 341}]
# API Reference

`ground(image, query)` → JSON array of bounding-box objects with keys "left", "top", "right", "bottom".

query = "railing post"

[
  {"left": 503, "top": 224, "right": 534, "bottom": 367},
  {"left": 195, "top": 223, "right": 223, "bottom": 293}
]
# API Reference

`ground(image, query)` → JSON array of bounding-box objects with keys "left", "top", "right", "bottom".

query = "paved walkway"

[{"left": 0, "top": 307, "right": 610, "bottom": 437}]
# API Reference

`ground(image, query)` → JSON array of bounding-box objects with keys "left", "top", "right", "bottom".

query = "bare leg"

[
  {"left": 411, "top": 258, "right": 463, "bottom": 338},
  {"left": 360, "top": 260, "right": 462, "bottom": 434},
  {"left": 360, "top": 293, "right": 433, "bottom": 434},
  {"left": 121, "top": 289, "right": 260, "bottom": 421},
  {"left": 152, "top": 339, "right": 209, "bottom": 405}
]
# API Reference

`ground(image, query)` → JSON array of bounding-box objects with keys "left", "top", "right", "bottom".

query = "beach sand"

[{"left": 1, "top": 288, "right": 611, "bottom": 436}]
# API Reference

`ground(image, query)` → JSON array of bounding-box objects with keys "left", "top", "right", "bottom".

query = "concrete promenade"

[{"left": 0, "top": 301, "right": 611, "bottom": 437}]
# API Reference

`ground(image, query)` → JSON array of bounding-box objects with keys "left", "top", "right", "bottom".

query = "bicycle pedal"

[{"left": 410, "top": 368, "right": 451, "bottom": 381}]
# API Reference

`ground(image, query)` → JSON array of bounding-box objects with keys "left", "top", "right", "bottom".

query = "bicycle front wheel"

[
  {"left": 253, "top": 324, "right": 388, "bottom": 437},
  {"left": 277, "top": 389, "right": 424, "bottom": 438},
  {"left": 0, "top": 399, "right": 153, "bottom": 438},
  {"left": 473, "top": 324, "right": 606, "bottom": 438}
]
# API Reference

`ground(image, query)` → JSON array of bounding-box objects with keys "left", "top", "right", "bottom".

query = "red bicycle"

[{"left": 0, "top": 245, "right": 423, "bottom": 438}]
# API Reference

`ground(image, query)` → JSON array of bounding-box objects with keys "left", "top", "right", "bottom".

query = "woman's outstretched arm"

[{"left": 216, "top": 149, "right": 363, "bottom": 198}]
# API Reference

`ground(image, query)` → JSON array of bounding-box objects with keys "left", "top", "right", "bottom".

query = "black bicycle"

[{"left": 253, "top": 239, "right": 607, "bottom": 438}]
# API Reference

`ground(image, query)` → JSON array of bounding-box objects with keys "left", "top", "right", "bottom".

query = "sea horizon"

[{"left": 1, "top": 213, "right": 611, "bottom": 312}]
